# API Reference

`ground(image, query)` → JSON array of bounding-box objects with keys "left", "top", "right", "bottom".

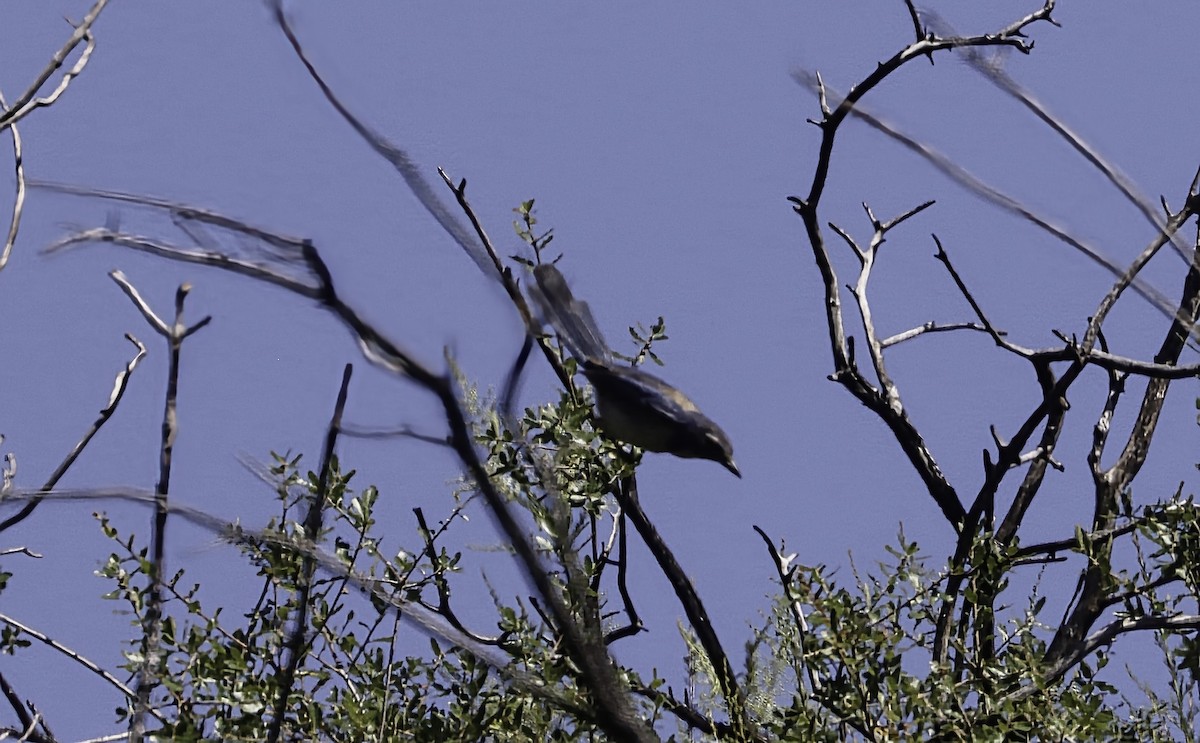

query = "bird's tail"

[{"left": 531, "top": 263, "right": 612, "bottom": 365}]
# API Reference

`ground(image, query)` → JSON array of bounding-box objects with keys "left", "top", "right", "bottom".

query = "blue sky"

[{"left": 2, "top": 2, "right": 1198, "bottom": 737}]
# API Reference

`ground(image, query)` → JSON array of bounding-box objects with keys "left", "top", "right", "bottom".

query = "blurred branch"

[
  {"left": 36, "top": 188, "right": 655, "bottom": 741},
  {"left": 791, "top": 69, "right": 1189, "bottom": 334},
  {"left": 266, "top": 0, "right": 486, "bottom": 275},
  {"left": 0, "top": 485, "right": 600, "bottom": 726},
  {"left": 920, "top": 9, "right": 1193, "bottom": 265}
]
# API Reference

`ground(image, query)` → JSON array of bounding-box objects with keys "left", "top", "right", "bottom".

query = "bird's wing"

[{"left": 531, "top": 263, "right": 613, "bottom": 365}]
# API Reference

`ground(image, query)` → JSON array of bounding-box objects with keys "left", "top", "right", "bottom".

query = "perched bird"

[{"left": 531, "top": 263, "right": 740, "bottom": 477}]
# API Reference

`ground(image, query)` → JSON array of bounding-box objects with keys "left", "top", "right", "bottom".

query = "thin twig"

[
  {"left": 0, "top": 334, "right": 146, "bottom": 534},
  {"left": 0, "top": 88, "right": 26, "bottom": 273},
  {"left": 0, "top": 611, "right": 165, "bottom": 723},
  {"left": 0, "top": 0, "right": 108, "bottom": 128},
  {"left": 617, "top": 475, "right": 752, "bottom": 737},
  {"left": 118, "top": 274, "right": 209, "bottom": 743},
  {"left": 267, "top": 364, "right": 353, "bottom": 743}
]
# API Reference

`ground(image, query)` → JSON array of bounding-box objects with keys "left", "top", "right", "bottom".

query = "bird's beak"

[{"left": 723, "top": 459, "right": 741, "bottom": 478}]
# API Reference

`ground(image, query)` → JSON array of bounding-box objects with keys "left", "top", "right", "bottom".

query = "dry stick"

[
  {"left": 601, "top": 507, "right": 644, "bottom": 645},
  {"left": 1048, "top": 218, "right": 1200, "bottom": 675},
  {"left": 0, "top": 670, "right": 37, "bottom": 740},
  {"left": 413, "top": 506, "right": 503, "bottom": 646},
  {"left": 266, "top": 364, "right": 353, "bottom": 743},
  {"left": 0, "top": 0, "right": 106, "bottom": 129},
  {"left": 1082, "top": 176, "right": 1200, "bottom": 355},
  {"left": 0, "top": 611, "right": 165, "bottom": 725},
  {"left": 879, "top": 321, "right": 995, "bottom": 348},
  {"left": 0, "top": 334, "right": 146, "bottom": 534},
  {"left": 835, "top": 200, "right": 935, "bottom": 418},
  {"left": 748, "top": 525, "right": 881, "bottom": 738},
  {"left": 784, "top": 7, "right": 1056, "bottom": 530},
  {"left": 112, "top": 272, "right": 211, "bottom": 743},
  {"left": 617, "top": 475, "right": 754, "bottom": 739},
  {"left": 995, "top": 361, "right": 1068, "bottom": 543},
  {"left": 929, "top": 240, "right": 1087, "bottom": 664},
  {"left": 0, "top": 88, "right": 25, "bottom": 273},
  {"left": 0, "top": 0, "right": 107, "bottom": 273}
]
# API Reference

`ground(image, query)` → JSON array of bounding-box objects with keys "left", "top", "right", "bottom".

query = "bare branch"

[
  {"left": 752, "top": 527, "right": 817, "bottom": 696},
  {"left": 0, "top": 89, "right": 26, "bottom": 274},
  {"left": 0, "top": 611, "right": 163, "bottom": 723},
  {"left": 996, "top": 362, "right": 1068, "bottom": 543},
  {"left": 412, "top": 506, "right": 504, "bottom": 646},
  {"left": 0, "top": 0, "right": 108, "bottom": 128},
  {"left": 1011, "top": 613, "right": 1200, "bottom": 703},
  {"left": 601, "top": 507, "right": 645, "bottom": 644},
  {"left": 267, "top": 365, "right": 353, "bottom": 743},
  {"left": 617, "top": 476, "right": 751, "bottom": 736},
  {"left": 879, "top": 321, "right": 997, "bottom": 348},
  {"left": 0, "top": 334, "right": 146, "bottom": 534},
  {"left": 123, "top": 278, "right": 208, "bottom": 743},
  {"left": 437, "top": 170, "right": 575, "bottom": 392},
  {"left": 0, "top": 670, "right": 38, "bottom": 742},
  {"left": 1048, "top": 221, "right": 1200, "bottom": 672},
  {"left": 785, "top": 10, "right": 1057, "bottom": 534},
  {"left": 1081, "top": 185, "right": 1200, "bottom": 355}
]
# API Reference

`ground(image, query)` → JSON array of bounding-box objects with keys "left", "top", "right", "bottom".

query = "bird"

[{"left": 531, "top": 262, "right": 740, "bottom": 477}]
